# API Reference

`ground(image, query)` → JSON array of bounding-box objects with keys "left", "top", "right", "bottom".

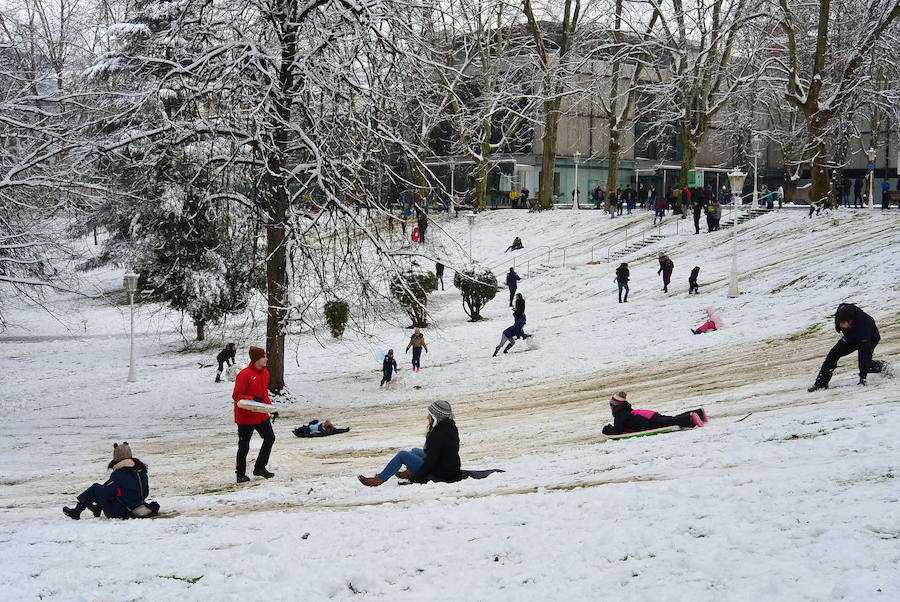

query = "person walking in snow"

[
  {"left": 776, "top": 184, "right": 784, "bottom": 209},
  {"left": 435, "top": 259, "right": 445, "bottom": 290},
  {"left": 881, "top": 180, "right": 891, "bottom": 210},
  {"left": 688, "top": 266, "right": 701, "bottom": 294},
  {"left": 493, "top": 318, "right": 531, "bottom": 356},
  {"left": 657, "top": 253, "right": 674, "bottom": 293},
  {"left": 692, "top": 199, "right": 702, "bottom": 234},
  {"left": 512, "top": 293, "right": 526, "bottom": 322},
  {"left": 406, "top": 328, "right": 428, "bottom": 372},
  {"left": 232, "top": 346, "right": 276, "bottom": 483},
  {"left": 615, "top": 262, "right": 630, "bottom": 303},
  {"left": 506, "top": 267, "right": 521, "bottom": 306},
  {"left": 381, "top": 349, "right": 399, "bottom": 386},
  {"left": 416, "top": 206, "right": 428, "bottom": 243},
  {"left": 623, "top": 185, "right": 635, "bottom": 214},
  {"left": 63, "top": 443, "right": 160, "bottom": 520},
  {"left": 853, "top": 177, "right": 864, "bottom": 207},
  {"left": 691, "top": 306, "right": 723, "bottom": 334},
  {"left": 215, "top": 342, "right": 236, "bottom": 382},
  {"left": 358, "top": 400, "right": 462, "bottom": 486},
  {"left": 653, "top": 193, "right": 666, "bottom": 224},
  {"left": 808, "top": 304, "right": 886, "bottom": 391},
  {"left": 601, "top": 391, "right": 707, "bottom": 436}
]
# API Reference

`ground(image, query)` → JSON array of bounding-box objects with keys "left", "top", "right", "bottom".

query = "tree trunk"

[
  {"left": 606, "top": 127, "right": 622, "bottom": 192},
  {"left": 537, "top": 98, "right": 561, "bottom": 210},
  {"left": 807, "top": 116, "right": 831, "bottom": 207},
  {"left": 679, "top": 137, "right": 698, "bottom": 188},
  {"left": 265, "top": 151, "right": 289, "bottom": 394},
  {"left": 195, "top": 321, "right": 205, "bottom": 341},
  {"left": 474, "top": 155, "right": 488, "bottom": 211}
]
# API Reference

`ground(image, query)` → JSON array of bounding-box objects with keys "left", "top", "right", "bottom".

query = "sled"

[
  {"left": 293, "top": 427, "right": 350, "bottom": 438},
  {"left": 236, "top": 399, "right": 285, "bottom": 413},
  {"left": 606, "top": 426, "right": 681, "bottom": 440},
  {"left": 146, "top": 511, "right": 181, "bottom": 520},
  {"left": 399, "top": 469, "right": 505, "bottom": 485}
]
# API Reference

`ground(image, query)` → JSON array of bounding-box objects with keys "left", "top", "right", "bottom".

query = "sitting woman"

[
  {"left": 63, "top": 443, "right": 160, "bottom": 519},
  {"left": 358, "top": 400, "right": 461, "bottom": 486},
  {"left": 601, "top": 391, "right": 707, "bottom": 436},
  {"left": 692, "top": 306, "right": 724, "bottom": 334},
  {"left": 505, "top": 236, "right": 524, "bottom": 252}
]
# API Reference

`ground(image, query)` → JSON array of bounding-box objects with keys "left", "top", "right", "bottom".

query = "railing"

[{"left": 603, "top": 218, "right": 683, "bottom": 261}]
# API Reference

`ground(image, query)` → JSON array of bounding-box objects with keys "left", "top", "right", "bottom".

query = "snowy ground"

[{"left": 1, "top": 206, "right": 899, "bottom": 600}]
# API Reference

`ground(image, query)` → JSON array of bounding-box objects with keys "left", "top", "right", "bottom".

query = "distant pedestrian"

[
  {"left": 215, "top": 342, "right": 236, "bottom": 382},
  {"left": 435, "top": 259, "right": 445, "bottom": 290},
  {"left": 653, "top": 193, "right": 666, "bottom": 224},
  {"left": 692, "top": 200, "right": 702, "bottom": 234},
  {"left": 623, "top": 185, "right": 635, "bottom": 214},
  {"left": 881, "top": 180, "right": 891, "bottom": 210},
  {"left": 657, "top": 253, "right": 674, "bottom": 293},
  {"left": 416, "top": 207, "right": 428, "bottom": 243},
  {"left": 776, "top": 184, "right": 784, "bottom": 209},
  {"left": 513, "top": 293, "right": 526, "bottom": 322},
  {"left": 688, "top": 266, "right": 700, "bottom": 294},
  {"left": 615, "top": 263, "right": 630, "bottom": 303},
  {"left": 765, "top": 186, "right": 775, "bottom": 209},
  {"left": 380, "top": 349, "right": 399, "bottom": 387},
  {"left": 506, "top": 267, "right": 520, "bottom": 306},
  {"left": 853, "top": 177, "right": 864, "bottom": 207},
  {"left": 406, "top": 328, "right": 428, "bottom": 372}
]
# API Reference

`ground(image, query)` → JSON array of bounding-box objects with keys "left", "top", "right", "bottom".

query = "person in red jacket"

[{"left": 232, "top": 346, "right": 276, "bottom": 483}]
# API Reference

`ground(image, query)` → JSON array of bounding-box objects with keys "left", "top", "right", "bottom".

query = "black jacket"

[
  {"left": 506, "top": 271, "right": 520, "bottom": 288},
  {"left": 689, "top": 267, "right": 700, "bottom": 284},
  {"left": 835, "top": 304, "right": 880, "bottom": 346},
  {"left": 382, "top": 356, "right": 397, "bottom": 374},
  {"left": 216, "top": 347, "right": 236, "bottom": 364},
  {"left": 413, "top": 419, "right": 462, "bottom": 483},
  {"left": 513, "top": 296, "right": 526, "bottom": 318},
  {"left": 601, "top": 403, "right": 652, "bottom": 436},
  {"left": 435, "top": 262, "right": 444, "bottom": 276},
  {"left": 615, "top": 266, "right": 630, "bottom": 283},
  {"left": 658, "top": 257, "right": 674, "bottom": 274}
]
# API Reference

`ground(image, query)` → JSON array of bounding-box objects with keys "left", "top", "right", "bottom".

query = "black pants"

[
  {"left": 509, "top": 286, "right": 516, "bottom": 306},
  {"left": 380, "top": 370, "right": 393, "bottom": 386},
  {"left": 693, "top": 214, "right": 701, "bottom": 233},
  {"left": 689, "top": 280, "right": 699, "bottom": 294},
  {"left": 236, "top": 418, "right": 275, "bottom": 475},
  {"left": 648, "top": 410, "right": 700, "bottom": 429},
  {"left": 815, "top": 338, "right": 880, "bottom": 386}
]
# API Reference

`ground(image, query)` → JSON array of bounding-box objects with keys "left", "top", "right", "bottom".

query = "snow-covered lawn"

[{"left": 1, "top": 208, "right": 898, "bottom": 600}]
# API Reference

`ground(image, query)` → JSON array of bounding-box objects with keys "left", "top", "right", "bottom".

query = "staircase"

[
  {"left": 721, "top": 207, "right": 772, "bottom": 229},
  {"left": 609, "top": 233, "right": 666, "bottom": 260}
]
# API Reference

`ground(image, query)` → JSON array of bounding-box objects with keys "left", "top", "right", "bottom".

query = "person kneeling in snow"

[
  {"left": 691, "top": 306, "right": 723, "bottom": 334},
  {"left": 601, "top": 392, "right": 707, "bottom": 436},
  {"left": 358, "top": 400, "right": 461, "bottom": 487},
  {"left": 63, "top": 442, "right": 160, "bottom": 519},
  {"left": 808, "top": 303, "right": 886, "bottom": 391}
]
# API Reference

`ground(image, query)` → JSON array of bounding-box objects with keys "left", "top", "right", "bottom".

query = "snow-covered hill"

[{"left": 1, "top": 207, "right": 899, "bottom": 600}]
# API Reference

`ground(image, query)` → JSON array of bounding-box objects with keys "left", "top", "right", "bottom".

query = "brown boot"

[
  {"left": 358, "top": 475, "right": 384, "bottom": 487},
  {"left": 395, "top": 469, "right": 413, "bottom": 480}
]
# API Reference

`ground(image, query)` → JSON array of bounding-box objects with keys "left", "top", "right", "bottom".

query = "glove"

[
  {"left": 271, "top": 412, "right": 279, "bottom": 422},
  {"left": 858, "top": 378, "right": 866, "bottom": 386},
  {"left": 253, "top": 396, "right": 263, "bottom": 402}
]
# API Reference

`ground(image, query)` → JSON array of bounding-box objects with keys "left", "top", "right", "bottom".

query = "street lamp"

[
  {"left": 727, "top": 170, "right": 746, "bottom": 298},
  {"left": 573, "top": 151, "right": 581, "bottom": 210},
  {"left": 751, "top": 135, "right": 761, "bottom": 207},
  {"left": 123, "top": 272, "right": 139, "bottom": 382},
  {"left": 466, "top": 212, "right": 476, "bottom": 261},
  {"left": 866, "top": 147, "right": 876, "bottom": 210}
]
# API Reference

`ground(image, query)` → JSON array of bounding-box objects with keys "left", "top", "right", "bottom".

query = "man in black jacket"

[
  {"left": 808, "top": 304, "right": 886, "bottom": 391},
  {"left": 506, "top": 267, "right": 521, "bottom": 306},
  {"left": 215, "top": 343, "right": 236, "bottom": 382}
]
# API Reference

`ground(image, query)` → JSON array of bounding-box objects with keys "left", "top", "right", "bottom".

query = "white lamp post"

[
  {"left": 573, "top": 151, "right": 581, "bottom": 210},
  {"left": 466, "top": 213, "right": 476, "bottom": 261},
  {"left": 727, "top": 170, "right": 746, "bottom": 298},
  {"left": 751, "top": 135, "right": 761, "bottom": 206},
  {"left": 867, "top": 148, "right": 876, "bottom": 210},
  {"left": 123, "top": 272, "right": 140, "bottom": 382}
]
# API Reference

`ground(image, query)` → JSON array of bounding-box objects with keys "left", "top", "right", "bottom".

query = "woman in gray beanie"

[
  {"left": 359, "top": 400, "right": 462, "bottom": 486},
  {"left": 63, "top": 443, "right": 160, "bottom": 519}
]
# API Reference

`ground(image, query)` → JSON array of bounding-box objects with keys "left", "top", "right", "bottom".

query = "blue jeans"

[
  {"left": 411, "top": 347, "right": 423, "bottom": 368},
  {"left": 378, "top": 448, "right": 426, "bottom": 481},
  {"left": 617, "top": 282, "right": 629, "bottom": 302}
]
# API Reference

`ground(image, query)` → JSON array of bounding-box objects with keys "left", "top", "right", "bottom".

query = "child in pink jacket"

[
  {"left": 692, "top": 306, "right": 724, "bottom": 334},
  {"left": 601, "top": 392, "right": 707, "bottom": 435}
]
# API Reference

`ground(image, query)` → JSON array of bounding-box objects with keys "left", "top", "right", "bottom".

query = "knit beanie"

[
  {"left": 249, "top": 346, "right": 266, "bottom": 363},
  {"left": 610, "top": 391, "right": 628, "bottom": 406},
  {"left": 428, "top": 400, "right": 455, "bottom": 422},
  {"left": 113, "top": 442, "right": 132, "bottom": 462}
]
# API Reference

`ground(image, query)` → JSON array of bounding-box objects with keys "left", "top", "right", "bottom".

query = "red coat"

[{"left": 232, "top": 363, "right": 271, "bottom": 425}]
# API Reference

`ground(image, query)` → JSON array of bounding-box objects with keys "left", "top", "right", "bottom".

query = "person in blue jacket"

[
  {"left": 63, "top": 443, "right": 159, "bottom": 519},
  {"left": 493, "top": 317, "right": 531, "bottom": 356}
]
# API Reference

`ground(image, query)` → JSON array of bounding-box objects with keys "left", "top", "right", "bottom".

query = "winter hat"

[
  {"left": 427, "top": 400, "right": 455, "bottom": 422},
  {"left": 249, "top": 346, "right": 266, "bottom": 363},
  {"left": 112, "top": 442, "right": 132, "bottom": 462},
  {"left": 610, "top": 391, "right": 628, "bottom": 406}
]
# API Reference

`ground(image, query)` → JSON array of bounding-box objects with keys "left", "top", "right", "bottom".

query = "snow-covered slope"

[{"left": 1, "top": 207, "right": 898, "bottom": 600}]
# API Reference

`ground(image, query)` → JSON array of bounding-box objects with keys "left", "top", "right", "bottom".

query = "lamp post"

[
  {"left": 751, "top": 135, "right": 761, "bottom": 207},
  {"left": 573, "top": 151, "right": 581, "bottom": 210},
  {"left": 727, "top": 171, "right": 746, "bottom": 298},
  {"left": 123, "top": 272, "right": 140, "bottom": 382},
  {"left": 867, "top": 147, "right": 876, "bottom": 210},
  {"left": 466, "top": 213, "right": 476, "bottom": 261}
]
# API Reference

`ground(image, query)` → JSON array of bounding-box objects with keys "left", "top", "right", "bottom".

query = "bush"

[
  {"left": 390, "top": 270, "right": 438, "bottom": 327},
  {"left": 324, "top": 300, "right": 349, "bottom": 338},
  {"left": 453, "top": 267, "right": 498, "bottom": 321}
]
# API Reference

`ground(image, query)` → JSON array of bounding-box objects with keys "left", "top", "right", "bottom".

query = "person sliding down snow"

[
  {"left": 692, "top": 306, "right": 723, "bottom": 334},
  {"left": 808, "top": 303, "right": 886, "bottom": 391},
  {"left": 601, "top": 392, "right": 707, "bottom": 436},
  {"left": 63, "top": 443, "right": 160, "bottom": 520},
  {"left": 358, "top": 400, "right": 462, "bottom": 486},
  {"left": 493, "top": 317, "right": 531, "bottom": 356}
]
